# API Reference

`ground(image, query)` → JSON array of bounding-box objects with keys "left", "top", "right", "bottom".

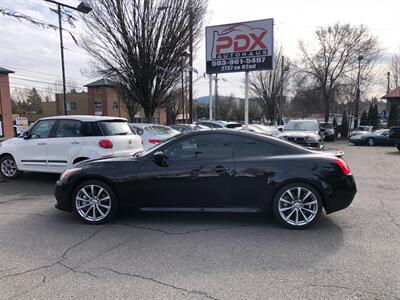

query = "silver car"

[{"left": 130, "top": 124, "right": 180, "bottom": 150}]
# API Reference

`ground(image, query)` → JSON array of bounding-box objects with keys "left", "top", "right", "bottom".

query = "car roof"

[
  {"left": 130, "top": 123, "right": 170, "bottom": 129},
  {"left": 198, "top": 120, "right": 241, "bottom": 125},
  {"left": 40, "top": 115, "right": 127, "bottom": 122}
]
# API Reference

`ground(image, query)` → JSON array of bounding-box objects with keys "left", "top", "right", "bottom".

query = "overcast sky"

[{"left": 1, "top": 0, "right": 399, "bottom": 100}]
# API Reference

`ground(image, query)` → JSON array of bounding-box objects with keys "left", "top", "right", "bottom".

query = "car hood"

[
  {"left": 279, "top": 131, "right": 320, "bottom": 138},
  {"left": 0, "top": 137, "right": 20, "bottom": 147},
  {"left": 74, "top": 155, "right": 141, "bottom": 168}
]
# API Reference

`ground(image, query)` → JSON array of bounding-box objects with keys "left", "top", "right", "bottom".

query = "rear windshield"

[
  {"left": 226, "top": 123, "right": 243, "bottom": 129},
  {"left": 319, "top": 123, "right": 333, "bottom": 129},
  {"left": 145, "top": 126, "right": 178, "bottom": 135},
  {"left": 99, "top": 121, "right": 135, "bottom": 136}
]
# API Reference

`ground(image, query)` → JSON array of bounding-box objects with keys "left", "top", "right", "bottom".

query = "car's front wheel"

[
  {"left": 272, "top": 183, "right": 322, "bottom": 229},
  {"left": 72, "top": 180, "right": 117, "bottom": 224},
  {"left": 0, "top": 155, "right": 20, "bottom": 179}
]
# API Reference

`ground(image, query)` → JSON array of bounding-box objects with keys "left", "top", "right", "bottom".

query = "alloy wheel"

[
  {"left": 75, "top": 184, "right": 112, "bottom": 222},
  {"left": 278, "top": 186, "right": 319, "bottom": 226},
  {"left": 1, "top": 158, "right": 18, "bottom": 178},
  {"left": 368, "top": 138, "right": 375, "bottom": 146}
]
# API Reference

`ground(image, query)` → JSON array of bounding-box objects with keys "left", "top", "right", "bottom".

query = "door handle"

[
  {"left": 213, "top": 165, "right": 226, "bottom": 173},
  {"left": 71, "top": 141, "right": 80, "bottom": 145},
  {"left": 37, "top": 142, "right": 46, "bottom": 146}
]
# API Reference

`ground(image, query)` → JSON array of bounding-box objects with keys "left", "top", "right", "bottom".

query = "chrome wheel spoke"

[
  {"left": 278, "top": 186, "right": 318, "bottom": 226},
  {"left": 76, "top": 184, "right": 111, "bottom": 222}
]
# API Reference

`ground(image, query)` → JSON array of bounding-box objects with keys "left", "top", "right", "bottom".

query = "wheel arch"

[{"left": 72, "top": 157, "right": 90, "bottom": 165}]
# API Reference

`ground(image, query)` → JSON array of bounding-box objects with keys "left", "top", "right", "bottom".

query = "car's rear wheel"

[
  {"left": 367, "top": 138, "right": 375, "bottom": 146},
  {"left": 0, "top": 155, "right": 19, "bottom": 179},
  {"left": 72, "top": 180, "right": 117, "bottom": 224},
  {"left": 272, "top": 183, "right": 322, "bottom": 229}
]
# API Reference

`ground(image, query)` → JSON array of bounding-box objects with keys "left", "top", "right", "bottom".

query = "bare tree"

[
  {"left": 249, "top": 48, "right": 289, "bottom": 124},
  {"left": 116, "top": 84, "right": 141, "bottom": 122},
  {"left": 81, "top": 0, "right": 207, "bottom": 121},
  {"left": 296, "top": 23, "right": 381, "bottom": 122},
  {"left": 390, "top": 51, "right": 400, "bottom": 89}
]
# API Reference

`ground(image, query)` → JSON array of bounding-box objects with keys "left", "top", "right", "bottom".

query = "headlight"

[
  {"left": 60, "top": 168, "right": 82, "bottom": 181},
  {"left": 305, "top": 136, "right": 318, "bottom": 143}
]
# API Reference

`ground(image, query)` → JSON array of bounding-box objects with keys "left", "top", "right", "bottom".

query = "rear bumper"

[
  {"left": 54, "top": 180, "right": 73, "bottom": 212},
  {"left": 323, "top": 175, "right": 357, "bottom": 214}
]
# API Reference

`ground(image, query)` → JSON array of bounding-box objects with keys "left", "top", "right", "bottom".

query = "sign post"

[
  {"left": 205, "top": 18, "right": 274, "bottom": 123},
  {"left": 209, "top": 74, "right": 213, "bottom": 120},
  {"left": 244, "top": 72, "right": 249, "bottom": 129}
]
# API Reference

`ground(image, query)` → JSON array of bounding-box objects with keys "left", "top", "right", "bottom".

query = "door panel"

[
  {"left": 47, "top": 119, "right": 84, "bottom": 172},
  {"left": 135, "top": 133, "right": 236, "bottom": 207},
  {"left": 19, "top": 119, "right": 57, "bottom": 172}
]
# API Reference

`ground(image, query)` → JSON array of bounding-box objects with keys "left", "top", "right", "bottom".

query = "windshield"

[
  {"left": 145, "top": 126, "right": 179, "bottom": 135},
  {"left": 319, "top": 123, "right": 333, "bottom": 129},
  {"left": 284, "top": 121, "right": 319, "bottom": 131},
  {"left": 355, "top": 126, "right": 370, "bottom": 131},
  {"left": 99, "top": 121, "right": 134, "bottom": 136}
]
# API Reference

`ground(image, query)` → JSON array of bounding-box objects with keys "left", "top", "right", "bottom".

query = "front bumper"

[
  {"left": 54, "top": 180, "right": 73, "bottom": 212},
  {"left": 323, "top": 175, "right": 357, "bottom": 214}
]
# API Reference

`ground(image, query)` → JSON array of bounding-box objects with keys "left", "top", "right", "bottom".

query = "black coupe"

[{"left": 55, "top": 130, "right": 356, "bottom": 229}]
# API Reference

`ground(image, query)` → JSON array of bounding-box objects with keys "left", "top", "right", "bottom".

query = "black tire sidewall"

[
  {"left": 72, "top": 180, "right": 118, "bottom": 225},
  {"left": 272, "top": 182, "right": 323, "bottom": 229},
  {"left": 0, "top": 155, "right": 19, "bottom": 179}
]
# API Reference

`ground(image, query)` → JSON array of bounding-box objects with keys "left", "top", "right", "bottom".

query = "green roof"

[
  {"left": 85, "top": 78, "right": 116, "bottom": 88},
  {"left": 0, "top": 67, "right": 14, "bottom": 74}
]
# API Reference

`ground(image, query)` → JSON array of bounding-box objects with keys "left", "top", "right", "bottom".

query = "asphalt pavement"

[{"left": 0, "top": 141, "right": 399, "bottom": 299}]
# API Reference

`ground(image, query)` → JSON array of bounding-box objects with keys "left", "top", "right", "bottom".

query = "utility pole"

[
  {"left": 181, "top": 58, "right": 185, "bottom": 124},
  {"left": 214, "top": 74, "right": 219, "bottom": 120},
  {"left": 278, "top": 56, "right": 284, "bottom": 125},
  {"left": 44, "top": 1, "right": 92, "bottom": 116},
  {"left": 387, "top": 72, "right": 391, "bottom": 93},
  {"left": 188, "top": 0, "right": 193, "bottom": 124},
  {"left": 353, "top": 55, "right": 363, "bottom": 129}
]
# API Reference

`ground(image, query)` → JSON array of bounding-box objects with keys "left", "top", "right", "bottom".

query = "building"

[
  {"left": 382, "top": 87, "right": 400, "bottom": 118},
  {"left": 0, "top": 67, "right": 14, "bottom": 139}
]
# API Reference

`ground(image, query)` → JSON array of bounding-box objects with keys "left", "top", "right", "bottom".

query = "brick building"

[
  {"left": 0, "top": 67, "right": 14, "bottom": 139},
  {"left": 382, "top": 87, "right": 400, "bottom": 118}
]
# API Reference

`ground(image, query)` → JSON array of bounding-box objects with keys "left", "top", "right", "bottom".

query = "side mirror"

[
  {"left": 22, "top": 131, "right": 30, "bottom": 140},
  {"left": 152, "top": 151, "right": 165, "bottom": 161}
]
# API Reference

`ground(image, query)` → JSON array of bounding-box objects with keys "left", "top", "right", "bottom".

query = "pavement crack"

[
  {"left": 99, "top": 267, "right": 219, "bottom": 300},
  {"left": 59, "top": 262, "right": 97, "bottom": 278},
  {"left": 116, "top": 222, "right": 248, "bottom": 235},
  {"left": 0, "top": 260, "right": 62, "bottom": 281},
  {"left": 308, "top": 283, "right": 400, "bottom": 299}
]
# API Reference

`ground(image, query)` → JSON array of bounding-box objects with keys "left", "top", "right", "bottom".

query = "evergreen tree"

[
  {"left": 360, "top": 111, "right": 368, "bottom": 125},
  {"left": 372, "top": 104, "right": 379, "bottom": 129},
  {"left": 340, "top": 111, "right": 349, "bottom": 138},
  {"left": 367, "top": 103, "right": 373, "bottom": 126},
  {"left": 26, "top": 88, "right": 42, "bottom": 114},
  {"left": 388, "top": 101, "right": 399, "bottom": 128}
]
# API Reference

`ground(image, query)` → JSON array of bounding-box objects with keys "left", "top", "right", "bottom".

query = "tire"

[
  {"left": 397, "top": 145, "right": 400, "bottom": 152},
  {"left": 272, "top": 182, "right": 323, "bottom": 229},
  {"left": 0, "top": 155, "right": 20, "bottom": 179},
  {"left": 72, "top": 180, "right": 118, "bottom": 225},
  {"left": 367, "top": 138, "right": 375, "bottom": 146}
]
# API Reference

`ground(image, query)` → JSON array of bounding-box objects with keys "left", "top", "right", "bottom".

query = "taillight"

[
  {"left": 99, "top": 139, "right": 113, "bottom": 149},
  {"left": 148, "top": 139, "right": 162, "bottom": 145},
  {"left": 335, "top": 158, "right": 351, "bottom": 175}
]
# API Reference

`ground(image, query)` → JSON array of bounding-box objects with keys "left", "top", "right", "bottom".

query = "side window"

[
  {"left": 55, "top": 120, "right": 83, "bottom": 138},
  {"left": 30, "top": 120, "right": 57, "bottom": 139},
  {"left": 83, "top": 122, "right": 103, "bottom": 137},
  {"left": 164, "top": 134, "right": 235, "bottom": 160},
  {"left": 234, "top": 136, "right": 278, "bottom": 158}
]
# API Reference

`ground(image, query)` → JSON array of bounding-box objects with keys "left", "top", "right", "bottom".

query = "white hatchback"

[{"left": 0, "top": 115, "right": 143, "bottom": 179}]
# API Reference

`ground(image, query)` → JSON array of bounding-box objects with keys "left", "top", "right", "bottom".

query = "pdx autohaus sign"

[{"left": 205, "top": 18, "right": 274, "bottom": 74}]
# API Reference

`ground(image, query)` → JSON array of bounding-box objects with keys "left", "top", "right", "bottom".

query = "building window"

[
  {"left": 112, "top": 101, "right": 119, "bottom": 110},
  {"left": 69, "top": 102, "right": 77, "bottom": 111},
  {"left": 94, "top": 101, "right": 102, "bottom": 110}
]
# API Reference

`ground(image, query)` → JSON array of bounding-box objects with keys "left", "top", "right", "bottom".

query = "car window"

[
  {"left": 30, "top": 120, "right": 57, "bottom": 139},
  {"left": 284, "top": 121, "right": 319, "bottom": 131},
  {"left": 83, "top": 122, "right": 103, "bottom": 136},
  {"left": 164, "top": 134, "right": 235, "bottom": 160},
  {"left": 99, "top": 121, "right": 134, "bottom": 136},
  {"left": 225, "top": 123, "right": 242, "bottom": 129},
  {"left": 146, "top": 126, "right": 179, "bottom": 135},
  {"left": 234, "top": 136, "right": 278, "bottom": 158},
  {"left": 55, "top": 120, "right": 83, "bottom": 138}
]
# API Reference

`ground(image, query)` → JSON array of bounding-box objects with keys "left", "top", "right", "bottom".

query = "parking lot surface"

[{"left": 0, "top": 141, "right": 399, "bottom": 299}]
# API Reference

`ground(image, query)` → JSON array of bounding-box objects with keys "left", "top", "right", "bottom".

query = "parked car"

[
  {"left": 0, "top": 116, "right": 142, "bottom": 179},
  {"left": 170, "top": 124, "right": 208, "bottom": 133},
  {"left": 279, "top": 120, "right": 324, "bottom": 149},
  {"left": 246, "top": 124, "right": 280, "bottom": 137},
  {"left": 350, "top": 126, "right": 373, "bottom": 137},
  {"left": 196, "top": 120, "right": 243, "bottom": 129},
  {"left": 349, "top": 129, "right": 396, "bottom": 146},
  {"left": 130, "top": 123, "right": 180, "bottom": 150},
  {"left": 55, "top": 130, "right": 356, "bottom": 229},
  {"left": 319, "top": 122, "right": 336, "bottom": 141},
  {"left": 389, "top": 126, "right": 400, "bottom": 151}
]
